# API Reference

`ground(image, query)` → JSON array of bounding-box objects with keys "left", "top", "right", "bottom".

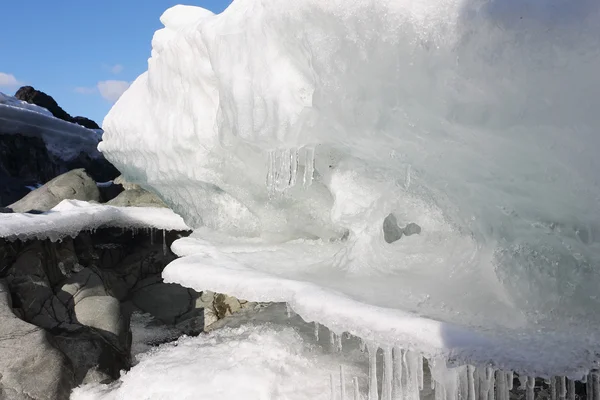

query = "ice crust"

[
  {"left": 0, "top": 92, "right": 102, "bottom": 160},
  {"left": 100, "top": 1, "right": 600, "bottom": 375},
  {"left": 0, "top": 200, "right": 189, "bottom": 242}
]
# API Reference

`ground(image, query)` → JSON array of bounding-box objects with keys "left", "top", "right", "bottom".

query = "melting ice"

[{"left": 99, "top": 0, "right": 600, "bottom": 386}]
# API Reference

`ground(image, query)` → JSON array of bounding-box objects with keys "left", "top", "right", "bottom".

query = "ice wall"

[{"left": 100, "top": 0, "right": 600, "bottom": 374}]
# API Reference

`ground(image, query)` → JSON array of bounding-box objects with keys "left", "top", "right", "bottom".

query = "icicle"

[
  {"left": 526, "top": 376, "right": 535, "bottom": 400},
  {"left": 286, "top": 303, "right": 292, "bottom": 318},
  {"left": 314, "top": 322, "right": 319, "bottom": 342},
  {"left": 289, "top": 148, "right": 298, "bottom": 187},
  {"left": 340, "top": 365, "right": 347, "bottom": 400},
  {"left": 330, "top": 331, "right": 336, "bottom": 351},
  {"left": 381, "top": 347, "right": 393, "bottom": 400},
  {"left": 150, "top": 228, "right": 154, "bottom": 245},
  {"left": 567, "top": 379, "right": 575, "bottom": 400},
  {"left": 551, "top": 377, "right": 557, "bottom": 400},
  {"left": 487, "top": 368, "right": 496, "bottom": 400},
  {"left": 559, "top": 377, "right": 567, "bottom": 400},
  {"left": 496, "top": 371, "right": 506, "bottom": 400},
  {"left": 303, "top": 146, "right": 315, "bottom": 187},
  {"left": 336, "top": 334, "right": 343, "bottom": 353},
  {"left": 367, "top": 344, "right": 379, "bottom": 400},
  {"left": 354, "top": 377, "right": 361, "bottom": 400},
  {"left": 587, "top": 374, "right": 593, "bottom": 400},
  {"left": 418, "top": 356, "right": 424, "bottom": 391},
  {"left": 404, "top": 350, "right": 420, "bottom": 400},
  {"left": 506, "top": 372, "right": 513, "bottom": 391},
  {"left": 266, "top": 150, "right": 275, "bottom": 193},
  {"left": 162, "top": 229, "right": 167, "bottom": 255},
  {"left": 405, "top": 164, "right": 411, "bottom": 190},
  {"left": 467, "top": 366, "right": 476, "bottom": 400},
  {"left": 332, "top": 373, "right": 337, "bottom": 400},
  {"left": 593, "top": 373, "right": 600, "bottom": 400},
  {"left": 393, "top": 348, "right": 404, "bottom": 400}
]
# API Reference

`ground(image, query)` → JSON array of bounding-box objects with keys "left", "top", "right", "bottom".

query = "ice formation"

[
  {"left": 0, "top": 200, "right": 189, "bottom": 242},
  {"left": 99, "top": 0, "right": 600, "bottom": 382},
  {"left": 0, "top": 91, "right": 102, "bottom": 160}
]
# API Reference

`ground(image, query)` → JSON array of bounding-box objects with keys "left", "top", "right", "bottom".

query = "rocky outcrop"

[
  {"left": 14, "top": 86, "right": 100, "bottom": 130},
  {"left": 0, "top": 279, "right": 74, "bottom": 400},
  {"left": 72, "top": 116, "right": 101, "bottom": 130},
  {"left": 107, "top": 188, "right": 167, "bottom": 208},
  {"left": 9, "top": 169, "right": 100, "bottom": 213}
]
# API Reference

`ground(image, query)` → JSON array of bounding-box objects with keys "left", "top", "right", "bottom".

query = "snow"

[
  {"left": 0, "top": 91, "right": 101, "bottom": 160},
  {"left": 99, "top": 0, "right": 600, "bottom": 379},
  {"left": 72, "top": 304, "right": 370, "bottom": 400},
  {"left": 0, "top": 200, "right": 189, "bottom": 241}
]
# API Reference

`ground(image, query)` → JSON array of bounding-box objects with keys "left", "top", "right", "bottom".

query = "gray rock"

[
  {"left": 107, "top": 188, "right": 166, "bottom": 208},
  {"left": 0, "top": 280, "right": 74, "bottom": 400},
  {"left": 131, "top": 280, "right": 197, "bottom": 325},
  {"left": 383, "top": 213, "right": 403, "bottom": 244},
  {"left": 113, "top": 175, "right": 142, "bottom": 191},
  {"left": 9, "top": 169, "right": 100, "bottom": 213},
  {"left": 403, "top": 222, "right": 422, "bottom": 236}
]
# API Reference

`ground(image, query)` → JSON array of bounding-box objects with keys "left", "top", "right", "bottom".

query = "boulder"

[
  {"left": 107, "top": 188, "right": 166, "bottom": 208},
  {"left": 0, "top": 279, "right": 74, "bottom": 400},
  {"left": 113, "top": 175, "right": 141, "bottom": 190},
  {"left": 9, "top": 168, "right": 100, "bottom": 212}
]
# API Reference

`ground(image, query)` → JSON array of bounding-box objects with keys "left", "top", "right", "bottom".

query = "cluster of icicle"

[
  {"left": 266, "top": 146, "right": 315, "bottom": 195},
  {"left": 295, "top": 306, "right": 597, "bottom": 400}
]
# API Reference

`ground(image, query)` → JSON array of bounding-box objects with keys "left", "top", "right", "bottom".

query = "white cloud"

[
  {"left": 0, "top": 72, "right": 21, "bottom": 88},
  {"left": 111, "top": 64, "right": 124, "bottom": 74},
  {"left": 97, "top": 80, "right": 130, "bottom": 102},
  {"left": 74, "top": 86, "right": 96, "bottom": 94}
]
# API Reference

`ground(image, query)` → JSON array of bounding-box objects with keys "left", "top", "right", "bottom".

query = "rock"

[
  {"left": 72, "top": 116, "right": 101, "bottom": 130},
  {"left": 0, "top": 279, "right": 74, "bottom": 400},
  {"left": 97, "top": 182, "right": 124, "bottom": 203},
  {"left": 9, "top": 169, "right": 100, "bottom": 212},
  {"left": 15, "top": 86, "right": 73, "bottom": 123},
  {"left": 383, "top": 213, "right": 403, "bottom": 244},
  {"left": 14, "top": 86, "right": 100, "bottom": 131},
  {"left": 113, "top": 175, "right": 141, "bottom": 191},
  {"left": 403, "top": 222, "right": 422, "bottom": 236},
  {"left": 0, "top": 206, "right": 13, "bottom": 213},
  {"left": 107, "top": 188, "right": 167, "bottom": 208},
  {"left": 131, "top": 279, "right": 198, "bottom": 325},
  {"left": 213, "top": 293, "right": 242, "bottom": 318}
]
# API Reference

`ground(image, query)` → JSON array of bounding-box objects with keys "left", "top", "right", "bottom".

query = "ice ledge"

[
  {"left": 163, "top": 236, "right": 594, "bottom": 379},
  {"left": 0, "top": 200, "right": 190, "bottom": 242}
]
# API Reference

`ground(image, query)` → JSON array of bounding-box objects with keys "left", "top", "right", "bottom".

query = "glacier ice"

[{"left": 100, "top": 0, "right": 600, "bottom": 378}]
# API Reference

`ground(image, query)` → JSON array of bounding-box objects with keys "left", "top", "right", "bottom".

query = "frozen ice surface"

[
  {"left": 71, "top": 305, "right": 369, "bottom": 400},
  {"left": 100, "top": 0, "right": 600, "bottom": 376},
  {"left": 0, "top": 200, "right": 189, "bottom": 241},
  {"left": 0, "top": 91, "right": 101, "bottom": 160}
]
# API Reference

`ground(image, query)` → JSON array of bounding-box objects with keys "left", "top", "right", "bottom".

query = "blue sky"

[{"left": 0, "top": 0, "right": 232, "bottom": 125}]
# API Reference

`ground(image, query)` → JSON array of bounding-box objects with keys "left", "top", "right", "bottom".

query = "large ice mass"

[{"left": 99, "top": 0, "right": 600, "bottom": 378}]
